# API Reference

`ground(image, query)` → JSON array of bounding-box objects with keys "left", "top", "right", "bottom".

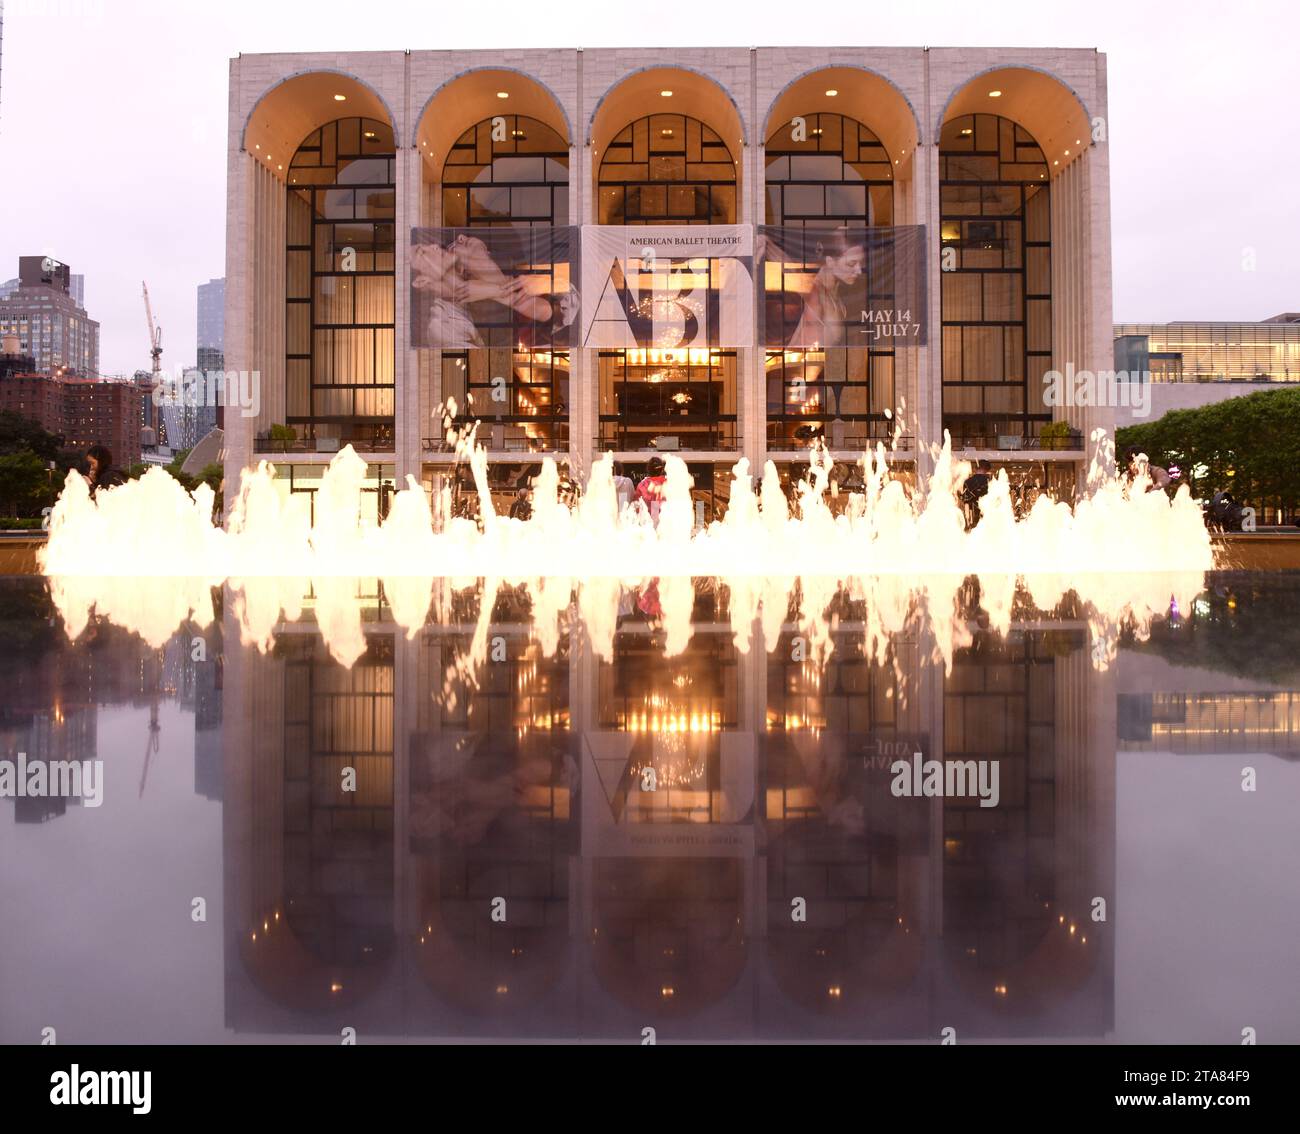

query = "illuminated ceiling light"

[
  {"left": 988, "top": 89, "right": 1002, "bottom": 98},
  {"left": 1064, "top": 148, "right": 1071, "bottom": 155},
  {"left": 660, "top": 89, "right": 673, "bottom": 97},
  {"left": 660, "top": 128, "right": 674, "bottom": 137},
  {"left": 496, "top": 90, "right": 509, "bottom": 99},
  {"left": 825, "top": 88, "right": 838, "bottom": 96},
  {"left": 960, "top": 127, "right": 972, "bottom": 136},
  {"left": 277, "top": 164, "right": 282, "bottom": 170},
  {"left": 333, "top": 93, "right": 347, "bottom": 101},
  {"left": 254, "top": 143, "right": 260, "bottom": 149},
  {"left": 364, "top": 130, "right": 376, "bottom": 139}
]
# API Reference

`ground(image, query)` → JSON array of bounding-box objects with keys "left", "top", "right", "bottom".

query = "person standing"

[
  {"left": 83, "top": 445, "right": 125, "bottom": 497},
  {"left": 636, "top": 456, "right": 668, "bottom": 524},
  {"left": 960, "top": 460, "right": 992, "bottom": 530}
]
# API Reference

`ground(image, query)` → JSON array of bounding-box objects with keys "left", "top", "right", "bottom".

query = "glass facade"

[
  {"left": 1113, "top": 321, "right": 1300, "bottom": 383},
  {"left": 442, "top": 115, "right": 569, "bottom": 229},
  {"left": 597, "top": 114, "right": 736, "bottom": 225},
  {"left": 434, "top": 116, "right": 571, "bottom": 455},
  {"left": 285, "top": 117, "right": 397, "bottom": 448},
  {"left": 939, "top": 114, "right": 1052, "bottom": 449},
  {"left": 764, "top": 112, "right": 897, "bottom": 452},
  {"left": 596, "top": 116, "right": 738, "bottom": 453}
]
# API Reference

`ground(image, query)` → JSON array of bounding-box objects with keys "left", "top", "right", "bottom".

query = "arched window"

[
  {"left": 442, "top": 115, "right": 569, "bottom": 228},
  {"left": 436, "top": 115, "right": 571, "bottom": 454},
  {"left": 939, "top": 113, "right": 1051, "bottom": 449},
  {"left": 598, "top": 113, "right": 736, "bottom": 225},
  {"left": 285, "top": 117, "right": 396, "bottom": 448},
  {"left": 764, "top": 112, "right": 896, "bottom": 452},
  {"left": 764, "top": 111, "right": 893, "bottom": 229}
]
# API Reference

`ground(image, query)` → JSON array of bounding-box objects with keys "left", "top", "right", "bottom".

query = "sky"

[{"left": 0, "top": 0, "right": 1296, "bottom": 378}]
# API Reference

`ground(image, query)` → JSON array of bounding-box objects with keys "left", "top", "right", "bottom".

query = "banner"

[
  {"left": 410, "top": 226, "right": 578, "bottom": 350},
  {"left": 758, "top": 225, "right": 927, "bottom": 348},
  {"left": 580, "top": 225, "right": 754, "bottom": 349}
]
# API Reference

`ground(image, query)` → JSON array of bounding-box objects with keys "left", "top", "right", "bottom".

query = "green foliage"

[
  {"left": 1039, "top": 420, "right": 1073, "bottom": 450},
  {"left": 0, "top": 410, "right": 63, "bottom": 463},
  {"left": 0, "top": 451, "right": 55, "bottom": 517},
  {"left": 1117, "top": 386, "right": 1300, "bottom": 507},
  {"left": 268, "top": 423, "right": 297, "bottom": 443}
]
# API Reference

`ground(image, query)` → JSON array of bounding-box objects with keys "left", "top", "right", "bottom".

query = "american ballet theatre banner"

[
  {"left": 410, "top": 226, "right": 578, "bottom": 350},
  {"left": 579, "top": 225, "right": 754, "bottom": 349},
  {"left": 409, "top": 224, "right": 925, "bottom": 350},
  {"left": 758, "top": 225, "right": 927, "bottom": 348}
]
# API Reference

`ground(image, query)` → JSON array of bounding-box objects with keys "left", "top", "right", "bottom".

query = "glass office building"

[{"left": 1115, "top": 316, "right": 1300, "bottom": 383}]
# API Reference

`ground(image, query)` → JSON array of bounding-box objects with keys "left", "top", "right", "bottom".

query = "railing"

[
  {"left": 948, "top": 428, "right": 1085, "bottom": 453},
  {"left": 597, "top": 416, "right": 739, "bottom": 452},
  {"left": 767, "top": 418, "right": 913, "bottom": 451},
  {"left": 254, "top": 434, "right": 395, "bottom": 454},
  {"left": 422, "top": 417, "right": 570, "bottom": 454}
]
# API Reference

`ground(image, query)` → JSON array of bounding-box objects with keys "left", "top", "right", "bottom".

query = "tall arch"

[
  {"left": 590, "top": 70, "right": 744, "bottom": 462},
  {"left": 284, "top": 116, "right": 397, "bottom": 448},
  {"left": 939, "top": 111, "right": 1051, "bottom": 449}
]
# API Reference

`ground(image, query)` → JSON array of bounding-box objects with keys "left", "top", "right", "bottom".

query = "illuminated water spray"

[{"left": 40, "top": 430, "right": 1212, "bottom": 675}]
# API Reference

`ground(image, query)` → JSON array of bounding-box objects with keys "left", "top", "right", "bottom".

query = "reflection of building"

[
  {"left": 225, "top": 49, "right": 1114, "bottom": 520},
  {"left": 1114, "top": 314, "right": 1300, "bottom": 426},
  {"left": 223, "top": 580, "right": 1116, "bottom": 1039}
]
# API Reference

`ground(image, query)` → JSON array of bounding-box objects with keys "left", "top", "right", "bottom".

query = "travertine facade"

[{"left": 224, "top": 47, "right": 1114, "bottom": 503}]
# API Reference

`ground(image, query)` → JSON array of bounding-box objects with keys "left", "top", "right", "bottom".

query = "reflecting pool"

[{"left": 2, "top": 571, "right": 1298, "bottom": 1043}]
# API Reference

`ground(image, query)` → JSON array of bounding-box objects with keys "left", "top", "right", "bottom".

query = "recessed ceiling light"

[
  {"left": 254, "top": 143, "right": 260, "bottom": 149},
  {"left": 1064, "top": 148, "right": 1070, "bottom": 155},
  {"left": 988, "top": 89, "right": 1002, "bottom": 98},
  {"left": 496, "top": 91, "right": 509, "bottom": 99},
  {"left": 660, "top": 89, "right": 673, "bottom": 97},
  {"left": 825, "top": 88, "right": 838, "bottom": 97},
  {"left": 333, "top": 94, "right": 347, "bottom": 101}
]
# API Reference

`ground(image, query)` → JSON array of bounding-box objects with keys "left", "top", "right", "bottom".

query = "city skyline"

[{"left": 0, "top": 0, "right": 1296, "bottom": 377}]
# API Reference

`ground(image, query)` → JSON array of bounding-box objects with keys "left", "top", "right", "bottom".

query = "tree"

[
  {"left": 0, "top": 410, "right": 63, "bottom": 463},
  {"left": 0, "top": 451, "right": 54, "bottom": 518},
  {"left": 1117, "top": 386, "right": 1300, "bottom": 515}
]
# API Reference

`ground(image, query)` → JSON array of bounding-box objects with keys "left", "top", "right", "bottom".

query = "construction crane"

[{"left": 141, "top": 281, "right": 163, "bottom": 378}]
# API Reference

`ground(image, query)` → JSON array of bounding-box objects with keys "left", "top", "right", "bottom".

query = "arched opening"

[
  {"left": 939, "top": 112, "right": 1051, "bottom": 450},
  {"left": 284, "top": 116, "right": 397, "bottom": 451},
  {"left": 764, "top": 112, "right": 897, "bottom": 454},
  {"left": 593, "top": 99, "right": 741, "bottom": 459},
  {"left": 414, "top": 72, "right": 574, "bottom": 468},
  {"left": 434, "top": 115, "right": 571, "bottom": 458},
  {"left": 597, "top": 113, "right": 736, "bottom": 226}
]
